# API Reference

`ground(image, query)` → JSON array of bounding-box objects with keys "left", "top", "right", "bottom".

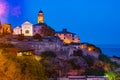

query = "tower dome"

[{"left": 39, "top": 10, "right": 43, "bottom": 13}]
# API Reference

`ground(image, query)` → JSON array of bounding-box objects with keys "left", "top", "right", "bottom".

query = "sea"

[{"left": 96, "top": 44, "right": 120, "bottom": 57}]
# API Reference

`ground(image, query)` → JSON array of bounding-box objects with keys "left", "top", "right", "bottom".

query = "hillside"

[{"left": 0, "top": 50, "right": 47, "bottom": 80}]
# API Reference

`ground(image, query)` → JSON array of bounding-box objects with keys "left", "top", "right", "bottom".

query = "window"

[{"left": 25, "top": 30, "right": 29, "bottom": 34}]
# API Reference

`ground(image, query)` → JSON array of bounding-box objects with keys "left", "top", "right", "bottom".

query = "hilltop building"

[
  {"left": 33, "top": 23, "right": 48, "bottom": 36},
  {"left": 13, "top": 10, "right": 80, "bottom": 44},
  {"left": 13, "top": 10, "right": 48, "bottom": 36},
  {"left": 0, "top": 21, "right": 13, "bottom": 34},
  {"left": 38, "top": 10, "right": 44, "bottom": 23},
  {"left": 13, "top": 26, "right": 21, "bottom": 35},
  {"left": 55, "top": 29, "right": 80, "bottom": 44},
  {"left": 22, "top": 21, "right": 33, "bottom": 36}
]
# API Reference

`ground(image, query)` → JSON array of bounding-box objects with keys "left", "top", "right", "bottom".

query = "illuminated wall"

[
  {"left": 55, "top": 33, "right": 80, "bottom": 44},
  {"left": 38, "top": 11, "right": 44, "bottom": 23},
  {"left": 22, "top": 21, "right": 33, "bottom": 36},
  {"left": 13, "top": 26, "right": 21, "bottom": 35},
  {"left": 1, "top": 24, "right": 13, "bottom": 34}
]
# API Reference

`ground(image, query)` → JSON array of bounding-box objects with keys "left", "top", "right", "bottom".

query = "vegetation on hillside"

[
  {"left": 33, "top": 34, "right": 42, "bottom": 41},
  {"left": 40, "top": 25, "right": 55, "bottom": 36},
  {"left": 18, "top": 34, "right": 24, "bottom": 41},
  {"left": 0, "top": 50, "right": 48, "bottom": 80}
]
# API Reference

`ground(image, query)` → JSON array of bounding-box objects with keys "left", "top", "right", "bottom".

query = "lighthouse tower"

[{"left": 38, "top": 10, "right": 44, "bottom": 23}]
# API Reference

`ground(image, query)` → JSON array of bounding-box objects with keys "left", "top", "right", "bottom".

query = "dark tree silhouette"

[
  {"left": 40, "top": 51, "right": 57, "bottom": 58},
  {"left": 73, "top": 50, "right": 83, "bottom": 57},
  {"left": 40, "top": 25, "right": 55, "bottom": 36},
  {"left": 18, "top": 34, "right": 24, "bottom": 41},
  {"left": 33, "top": 34, "right": 42, "bottom": 41}
]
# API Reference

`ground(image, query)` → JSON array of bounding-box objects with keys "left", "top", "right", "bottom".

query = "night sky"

[{"left": 0, "top": 0, "right": 120, "bottom": 45}]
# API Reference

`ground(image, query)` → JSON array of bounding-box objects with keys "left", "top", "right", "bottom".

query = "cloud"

[
  {"left": 12, "top": 6, "right": 21, "bottom": 18},
  {"left": 0, "top": 0, "right": 9, "bottom": 23}
]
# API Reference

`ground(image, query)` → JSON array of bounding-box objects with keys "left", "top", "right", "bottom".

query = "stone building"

[
  {"left": 0, "top": 22, "right": 13, "bottom": 34},
  {"left": 13, "top": 10, "right": 46, "bottom": 36},
  {"left": 55, "top": 29, "right": 80, "bottom": 44},
  {"left": 13, "top": 26, "right": 21, "bottom": 35}
]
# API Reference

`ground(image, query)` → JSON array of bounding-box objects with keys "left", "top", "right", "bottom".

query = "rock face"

[
  {"left": 76, "top": 57, "right": 88, "bottom": 68},
  {"left": 79, "top": 43, "right": 101, "bottom": 58}
]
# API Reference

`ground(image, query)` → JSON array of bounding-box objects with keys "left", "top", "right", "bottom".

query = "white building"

[
  {"left": 13, "top": 10, "right": 45, "bottom": 36},
  {"left": 13, "top": 26, "right": 21, "bottom": 35},
  {"left": 22, "top": 21, "right": 33, "bottom": 36}
]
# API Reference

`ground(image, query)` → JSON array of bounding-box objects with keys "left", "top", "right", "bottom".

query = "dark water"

[{"left": 96, "top": 44, "right": 120, "bottom": 57}]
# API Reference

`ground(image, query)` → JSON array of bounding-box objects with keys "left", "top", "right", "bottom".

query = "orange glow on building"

[
  {"left": 0, "top": 24, "right": 13, "bottom": 34},
  {"left": 80, "top": 44, "right": 84, "bottom": 49},
  {"left": 64, "top": 39, "right": 72, "bottom": 44},
  {"left": 88, "top": 46, "right": 94, "bottom": 51},
  {"left": 55, "top": 29, "right": 80, "bottom": 44},
  {"left": 38, "top": 10, "right": 44, "bottom": 23}
]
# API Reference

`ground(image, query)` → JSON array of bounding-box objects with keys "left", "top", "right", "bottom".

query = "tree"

[
  {"left": 0, "top": 43, "right": 14, "bottom": 48},
  {"left": 86, "top": 68, "right": 105, "bottom": 76},
  {"left": 99, "top": 54, "right": 119, "bottom": 71},
  {"left": 99, "top": 54, "right": 111, "bottom": 63},
  {"left": 68, "top": 58, "right": 81, "bottom": 69},
  {"left": 40, "top": 25, "right": 55, "bottom": 36},
  {"left": 105, "top": 71, "right": 120, "bottom": 80},
  {"left": 0, "top": 51, "right": 48, "bottom": 80},
  {"left": 73, "top": 50, "right": 83, "bottom": 57},
  {"left": 33, "top": 34, "right": 42, "bottom": 41},
  {"left": 83, "top": 55, "right": 95, "bottom": 67},
  {"left": 40, "top": 51, "right": 57, "bottom": 58},
  {"left": 18, "top": 34, "right": 24, "bottom": 41}
]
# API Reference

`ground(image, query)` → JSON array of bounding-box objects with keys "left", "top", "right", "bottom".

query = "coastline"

[{"left": 96, "top": 44, "right": 120, "bottom": 57}]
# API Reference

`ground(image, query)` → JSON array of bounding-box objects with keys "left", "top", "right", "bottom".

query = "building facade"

[
  {"left": 22, "top": 21, "right": 33, "bottom": 36},
  {"left": 38, "top": 10, "right": 44, "bottom": 23},
  {"left": 13, "top": 26, "right": 21, "bottom": 35},
  {"left": 13, "top": 10, "right": 45, "bottom": 36},
  {"left": 55, "top": 29, "right": 80, "bottom": 44},
  {"left": 0, "top": 24, "right": 13, "bottom": 34}
]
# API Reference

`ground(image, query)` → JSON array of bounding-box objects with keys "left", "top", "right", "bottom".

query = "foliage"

[
  {"left": 0, "top": 51, "right": 48, "bottom": 80},
  {"left": 68, "top": 59, "right": 81, "bottom": 69},
  {"left": 99, "top": 54, "right": 111, "bottom": 63},
  {"left": 83, "top": 55, "right": 95, "bottom": 67},
  {"left": 105, "top": 71, "right": 120, "bottom": 80},
  {"left": 99, "top": 54, "right": 120, "bottom": 71},
  {"left": 73, "top": 50, "right": 83, "bottom": 57},
  {"left": 40, "top": 51, "right": 57, "bottom": 58},
  {"left": 18, "top": 34, "right": 24, "bottom": 41},
  {"left": 33, "top": 34, "right": 42, "bottom": 41},
  {"left": 40, "top": 25, "right": 55, "bottom": 36},
  {"left": 0, "top": 43, "right": 14, "bottom": 48},
  {"left": 86, "top": 68, "right": 105, "bottom": 76}
]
